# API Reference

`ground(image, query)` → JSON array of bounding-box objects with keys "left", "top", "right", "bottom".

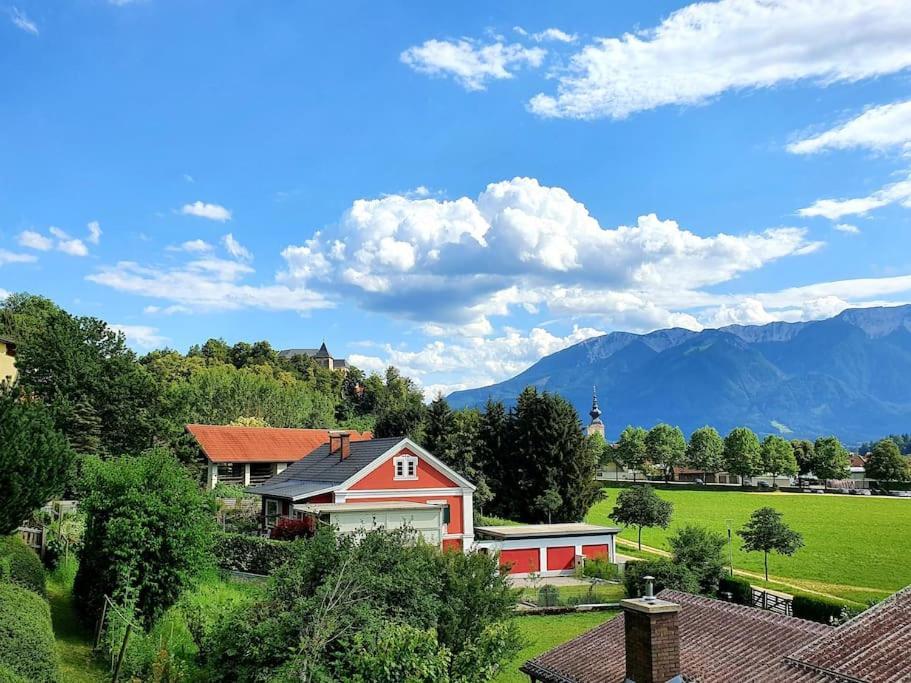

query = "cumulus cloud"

[
  {"left": 525, "top": 28, "right": 578, "bottom": 43},
  {"left": 0, "top": 249, "right": 37, "bottom": 266},
  {"left": 18, "top": 230, "right": 53, "bottom": 251},
  {"left": 9, "top": 7, "right": 38, "bottom": 35},
  {"left": 401, "top": 38, "right": 545, "bottom": 91},
  {"left": 223, "top": 233, "right": 252, "bottom": 261},
  {"left": 798, "top": 175, "right": 911, "bottom": 219},
  {"left": 279, "top": 177, "right": 820, "bottom": 329},
  {"left": 169, "top": 239, "right": 213, "bottom": 253},
  {"left": 834, "top": 223, "right": 860, "bottom": 234},
  {"left": 49, "top": 227, "right": 89, "bottom": 256},
  {"left": 87, "top": 256, "right": 331, "bottom": 314},
  {"left": 529, "top": 0, "right": 911, "bottom": 119},
  {"left": 110, "top": 324, "right": 169, "bottom": 350},
  {"left": 788, "top": 99, "right": 911, "bottom": 155},
  {"left": 180, "top": 201, "right": 232, "bottom": 222}
]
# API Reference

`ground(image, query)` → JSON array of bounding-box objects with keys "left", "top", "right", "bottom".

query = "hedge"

[
  {"left": 600, "top": 480, "right": 762, "bottom": 493},
  {"left": 792, "top": 593, "right": 857, "bottom": 624},
  {"left": 0, "top": 665, "right": 28, "bottom": 683},
  {"left": 213, "top": 531, "right": 297, "bottom": 575},
  {"left": 0, "top": 583, "right": 59, "bottom": 683},
  {"left": 718, "top": 575, "right": 752, "bottom": 605},
  {"left": 0, "top": 535, "right": 46, "bottom": 596}
]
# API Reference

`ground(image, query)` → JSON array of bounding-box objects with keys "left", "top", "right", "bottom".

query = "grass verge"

[{"left": 46, "top": 560, "right": 107, "bottom": 683}]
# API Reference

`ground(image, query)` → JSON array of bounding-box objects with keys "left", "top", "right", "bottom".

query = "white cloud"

[
  {"left": 18, "top": 230, "right": 53, "bottom": 251},
  {"left": 87, "top": 257, "right": 331, "bottom": 314},
  {"left": 180, "top": 201, "right": 232, "bottom": 222},
  {"left": 0, "top": 289, "right": 9, "bottom": 300},
  {"left": 798, "top": 175, "right": 911, "bottom": 219},
  {"left": 280, "top": 177, "right": 820, "bottom": 328},
  {"left": 529, "top": 28, "right": 578, "bottom": 43},
  {"left": 87, "top": 221, "right": 102, "bottom": 245},
  {"left": 183, "top": 173, "right": 195, "bottom": 183},
  {"left": 9, "top": 7, "right": 38, "bottom": 35},
  {"left": 110, "top": 324, "right": 169, "bottom": 350},
  {"left": 788, "top": 99, "right": 911, "bottom": 156},
  {"left": 834, "top": 223, "right": 860, "bottom": 234},
  {"left": 49, "top": 227, "right": 89, "bottom": 256},
  {"left": 223, "top": 233, "right": 252, "bottom": 261},
  {"left": 529, "top": 0, "right": 911, "bottom": 119},
  {"left": 401, "top": 38, "right": 546, "bottom": 91},
  {"left": 169, "top": 239, "right": 213, "bottom": 253},
  {"left": 0, "top": 249, "right": 37, "bottom": 266},
  {"left": 350, "top": 324, "right": 604, "bottom": 398}
]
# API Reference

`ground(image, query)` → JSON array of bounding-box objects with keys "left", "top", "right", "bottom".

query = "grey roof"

[
  {"left": 278, "top": 348, "right": 320, "bottom": 358},
  {"left": 247, "top": 436, "right": 404, "bottom": 500}
]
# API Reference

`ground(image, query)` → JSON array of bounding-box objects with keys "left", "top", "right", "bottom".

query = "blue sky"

[{"left": 3, "top": 0, "right": 911, "bottom": 396}]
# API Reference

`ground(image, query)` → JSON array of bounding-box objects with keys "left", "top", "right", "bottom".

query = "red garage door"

[
  {"left": 546, "top": 546, "right": 575, "bottom": 571},
  {"left": 500, "top": 548, "right": 540, "bottom": 575},
  {"left": 583, "top": 544, "right": 610, "bottom": 561}
]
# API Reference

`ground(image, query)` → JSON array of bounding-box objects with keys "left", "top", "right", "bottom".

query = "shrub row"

[
  {"left": 718, "top": 575, "right": 752, "bottom": 605},
  {"left": 582, "top": 557, "right": 620, "bottom": 581},
  {"left": 0, "top": 535, "right": 46, "bottom": 596},
  {"left": 0, "top": 583, "right": 59, "bottom": 682},
  {"left": 792, "top": 593, "right": 859, "bottom": 624},
  {"left": 599, "top": 480, "right": 762, "bottom": 493},
  {"left": 213, "top": 531, "right": 296, "bottom": 575}
]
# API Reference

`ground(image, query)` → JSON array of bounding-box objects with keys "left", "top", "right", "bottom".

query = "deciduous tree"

[
  {"left": 812, "top": 436, "right": 850, "bottom": 482},
  {"left": 646, "top": 423, "right": 686, "bottom": 483},
  {"left": 724, "top": 427, "right": 761, "bottom": 484},
  {"left": 668, "top": 524, "right": 726, "bottom": 595},
  {"left": 738, "top": 507, "right": 803, "bottom": 581},
  {"left": 686, "top": 426, "right": 724, "bottom": 482},
  {"left": 760, "top": 435, "right": 799, "bottom": 486},
  {"left": 615, "top": 425, "right": 647, "bottom": 481},
  {"left": 865, "top": 439, "right": 910, "bottom": 488},
  {"left": 610, "top": 485, "right": 673, "bottom": 550}
]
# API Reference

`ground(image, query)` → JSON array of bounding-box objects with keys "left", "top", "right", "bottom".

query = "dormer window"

[{"left": 394, "top": 455, "right": 418, "bottom": 480}]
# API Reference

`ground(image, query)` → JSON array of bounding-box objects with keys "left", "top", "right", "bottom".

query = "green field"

[
  {"left": 588, "top": 489, "right": 911, "bottom": 602},
  {"left": 493, "top": 611, "right": 617, "bottom": 683}
]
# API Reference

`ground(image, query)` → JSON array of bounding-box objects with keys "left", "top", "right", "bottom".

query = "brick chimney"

[
  {"left": 329, "top": 431, "right": 351, "bottom": 461},
  {"left": 621, "top": 577, "right": 682, "bottom": 683}
]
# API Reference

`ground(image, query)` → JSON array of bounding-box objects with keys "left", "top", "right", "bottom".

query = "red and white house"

[
  {"left": 474, "top": 523, "right": 619, "bottom": 577},
  {"left": 249, "top": 433, "right": 476, "bottom": 552}
]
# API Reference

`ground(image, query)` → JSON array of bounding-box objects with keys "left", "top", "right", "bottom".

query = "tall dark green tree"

[
  {"left": 0, "top": 389, "right": 74, "bottom": 534},
  {"left": 646, "top": 423, "right": 686, "bottom": 483},
  {"left": 865, "top": 439, "right": 910, "bottom": 488},
  {"left": 477, "top": 399, "right": 508, "bottom": 510},
  {"left": 790, "top": 439, "right": 815, "bottom": 486},
  {"left": 812, "top": 436, "right": 850, "bottom": 482},
  {"left": 724, "top": 427, "right": 761, "bottom": 484},
  {"left": 423, "top": 395, "right": 455, "bottom": 459},
  {"left": 686, "top": 426, "right": 724, "bottom": 481},
  {"left": 760, "top": 435, "right": 799, "bottom": 485}
]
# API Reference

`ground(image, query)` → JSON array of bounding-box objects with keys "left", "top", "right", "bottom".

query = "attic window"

[{"left": 394, "top": 455, "right": 418, "bottom": 480}]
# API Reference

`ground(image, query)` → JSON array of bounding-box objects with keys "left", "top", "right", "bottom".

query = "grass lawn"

[
  {"left": 588, "top": 489, "right": 911, "bottom": 602},
  {"left": 46, "top": 562, "right": 107, "bottom": 683},
  {"left": 494, "top": 611, "right": 618, "bottom": 683}
]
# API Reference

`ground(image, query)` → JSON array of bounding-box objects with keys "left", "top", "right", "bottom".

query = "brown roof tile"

[{"left": 186, "top": 424, "right": 372, "bottom": 463}]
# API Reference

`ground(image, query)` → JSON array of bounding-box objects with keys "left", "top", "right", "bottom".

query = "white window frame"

[{"left": 394, "top": 455, "right": 418, "bottom": 480}]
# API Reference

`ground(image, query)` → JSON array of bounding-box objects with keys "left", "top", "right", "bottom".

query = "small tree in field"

[
  {"left": 610, "top": 485, "right": 673, "bottom": 550},
  {"left": 865, "top": 439, "right": 910, "bottom": 489},
  {"left": 0, "top": 389, "right": 74, "bottom": 534},
  {"left": 760, "top": 435, "right": 798, "bottom": 486},
  {"left": 738, "top": 507, "right": 803, "bottom": 581}
]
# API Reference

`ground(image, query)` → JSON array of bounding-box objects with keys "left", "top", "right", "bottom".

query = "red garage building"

[{"left": 474, "top": 523, "right": 620, "bottom": 577}]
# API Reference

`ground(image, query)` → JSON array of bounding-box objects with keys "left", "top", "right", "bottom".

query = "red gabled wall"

[{"left": 349, "top": 447, "right": 459, "bottom": 490}]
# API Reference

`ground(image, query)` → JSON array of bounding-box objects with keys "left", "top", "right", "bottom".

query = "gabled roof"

[
  {"left": 186, "top": 424, "right": 372, "bottom": 463},
  {"left": 278, "top": 348, "right": 320, "bottom": 358},
  {"left": 248, "top": 436, "right": 475, "bottom": 500},
  {"left": 523, "top": 587, "right": 911, "bottom": 682},
  {"left": 314, "top": 342, "right": 331, "bottom": 358}
]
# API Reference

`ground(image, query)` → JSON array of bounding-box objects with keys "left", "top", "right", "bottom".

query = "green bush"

[
  {"left": 0, "top": 583, "right": 59, "bottom": 682},
  {"left": 718, "top": 575, "right": 752, "bottom": 605},
  {"left": 0, "top": 664, "right": 29, "bottom": 683},
  {"left": 583, "top": 557, "right": 620, "bottom": 581},
  {"left": 538, "top": 585, "right": 560, "bottom": 607},
  {"left": 623, "top": 559, "right": 699, "bottom": 598},
  {"left": 0, "top": 534, "right": 46, "bottom": 596},
  {"left": 792, "top": 593, "right": 858, "bottom": 624},
  {"left": 213, "top": 531, "right": 296, "bottom": 575}
]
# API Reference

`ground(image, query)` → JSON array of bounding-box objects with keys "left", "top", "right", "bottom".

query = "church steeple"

[{"left": 587, "top": 385, "right": 605, "bottom": 437}]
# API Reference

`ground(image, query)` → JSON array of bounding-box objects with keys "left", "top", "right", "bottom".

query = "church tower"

[{"left": 586, "top": 385, "right": 605, "bottom": 437}]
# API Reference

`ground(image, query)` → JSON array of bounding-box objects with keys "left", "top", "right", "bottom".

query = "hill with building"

[{"left": 447, "top": 305, "right": 911, "bottom": 444}]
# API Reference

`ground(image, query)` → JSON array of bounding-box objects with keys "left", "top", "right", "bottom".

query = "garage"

[{"left": 474, "top": 523, "right": 620, "bottom": 578}]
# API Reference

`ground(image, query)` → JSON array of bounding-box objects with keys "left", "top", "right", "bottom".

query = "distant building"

[
  {"left": 586, "top": 386, "right": 605, "bottom": 438},
  {"left": 278, "top": 341, "right": 348, "bottom": 371},
  {"left": 0, "top": 336, "right": 17, "bottom": 386}
]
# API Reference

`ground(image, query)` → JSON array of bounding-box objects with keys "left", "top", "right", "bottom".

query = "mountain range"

[{"left": 447, "top": 305, "right": 911, "bottom": 444}]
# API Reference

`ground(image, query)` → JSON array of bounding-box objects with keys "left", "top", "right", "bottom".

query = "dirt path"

[{"left": 614, "top": 538, "right": 869, "bottom": 605}]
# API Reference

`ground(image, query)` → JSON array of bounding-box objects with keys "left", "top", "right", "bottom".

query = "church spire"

[{"left": 587, "top": 385, "right": 605, "bottom": 437}]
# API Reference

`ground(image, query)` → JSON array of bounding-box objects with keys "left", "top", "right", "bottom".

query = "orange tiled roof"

[{"left": 186, "top": 424, "right": 373, "bottom": 464}]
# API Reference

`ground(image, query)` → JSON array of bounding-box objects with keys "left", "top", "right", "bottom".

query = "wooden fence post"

[
  {"left": 111, "top": 623, "right": 133, "bottom": 683},
  {"left": 93, "top": 599, "right": 109, "bottom": 651}
]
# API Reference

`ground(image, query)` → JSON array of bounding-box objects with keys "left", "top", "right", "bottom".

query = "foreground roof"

[
  {"left": 186, "top": 424, "right": 372, "bottom": 463},
  {"left": 524, "top": 586, "right": 911, "bottom": 682},
  {"left": 523, "top": 590, "right": 831, "bottom": 683}
]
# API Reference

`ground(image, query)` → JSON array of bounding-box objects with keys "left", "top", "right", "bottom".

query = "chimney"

[
  {"left": 620, "top": 576, "right": 682, "bottom": 683},
  {"left": 329, "top": 431, "right": 351, "bottom": 461}
]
